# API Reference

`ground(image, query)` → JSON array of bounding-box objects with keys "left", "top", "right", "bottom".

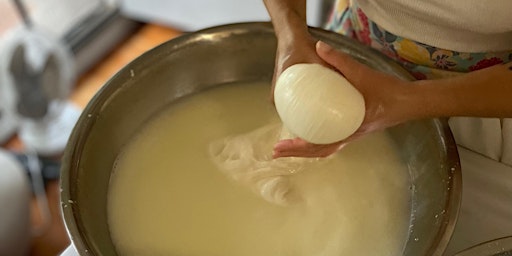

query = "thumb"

[{"left": 316, "top": 41, "right": 365, "bottom": 75}]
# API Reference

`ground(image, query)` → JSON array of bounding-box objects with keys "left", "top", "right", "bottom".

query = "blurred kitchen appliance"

[
  {"left": 1, "top": 0, "right": 78, "bottom": 155},
  {"left": 0, "top": 2, "right": 141, "bottom": 254},
  {"left": 0, "top": 0, "right": 141, "bottom": 146}
]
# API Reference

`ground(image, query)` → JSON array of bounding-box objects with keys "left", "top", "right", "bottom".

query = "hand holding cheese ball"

[
  {"left": 263, "top": 0, "right": 419, "bottom": 158},
  {"left": 273, "top": 41, "right": 512, "bottom": 158},
  {"left": 272, "top": 41, "right": 417, "bottom": 158}
]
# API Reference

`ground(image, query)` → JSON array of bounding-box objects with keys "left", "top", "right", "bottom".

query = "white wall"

[{"left": 121, "top": 0, "right": 325, "bottom": 31}]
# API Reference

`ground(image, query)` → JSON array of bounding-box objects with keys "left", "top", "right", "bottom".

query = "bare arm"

[
  {"left": 408, "top": 65, "right": 512, "bottom": 119},
  {"left": 263, "top": 0, "right": 327, "bottom": 101},
  {"left": 262, "top": 0, "right": 308, "bottom": 44}
]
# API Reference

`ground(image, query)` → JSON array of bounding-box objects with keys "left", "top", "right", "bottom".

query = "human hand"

[{"left": 272, "top": 41, "right": 415, "bottom": 158}]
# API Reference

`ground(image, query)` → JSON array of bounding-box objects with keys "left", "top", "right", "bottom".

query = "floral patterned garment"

[{"left": 324, "top": 1, "right": 512, "bottom": 80}]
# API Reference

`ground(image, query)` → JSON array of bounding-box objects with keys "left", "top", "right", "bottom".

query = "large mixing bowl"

[{"left": 61, "top": 22, "right": 461, "bottom": 256}]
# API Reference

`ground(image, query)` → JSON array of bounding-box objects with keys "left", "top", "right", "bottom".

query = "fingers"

[
  {"left": 315, "top": 41, "right": 366, "bottom": 76},
  {"left": 271, "top": 131, "right": 369, "bottom": 158},
  {"left": 272, "top": 138, "right": 343, "bottom": 158}
]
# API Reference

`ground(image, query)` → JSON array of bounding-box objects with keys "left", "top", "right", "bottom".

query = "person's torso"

[{"left": 354, "top": 0, "right": 512, "bottom": 52}]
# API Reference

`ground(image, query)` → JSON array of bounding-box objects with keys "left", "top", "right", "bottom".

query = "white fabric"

[
  {"left": 355, "top": 0, "right": 512, "bottom": 52},
  {"left": 444, "top": 147, "right": 512, "bottom": 256},
  {"left": 502, "top": 119, "right": 512, "bottom": 165},
  {"left": 448, "top": 117, "right": 503, "bottom": 162}
]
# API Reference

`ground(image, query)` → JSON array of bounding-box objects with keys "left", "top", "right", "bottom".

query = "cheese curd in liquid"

[{"left": 108, "top": 82, "right": 411, "bottom": 256}]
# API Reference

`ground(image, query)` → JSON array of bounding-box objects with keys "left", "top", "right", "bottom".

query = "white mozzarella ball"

[{"left": 274, "top": 63, "right": 365, "bottom": 144}]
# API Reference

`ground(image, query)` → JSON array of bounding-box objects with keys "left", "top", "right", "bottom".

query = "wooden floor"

[{"left": 5, "top": 23, "right": 181, "bottom": 256}]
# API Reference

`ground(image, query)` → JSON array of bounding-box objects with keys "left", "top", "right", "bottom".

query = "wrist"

[
  {"left": 403, "top": 79, "right": 452, "bottom": 120},
  {"left": 264, "top": 0, "right": 308, "bottom": 37},
  {"left": 276, "top": 21, "right": 313, "bottom": 49},
  {"left": 266, "top": 4, "right": 311, "bottom": 48},
  {"left": 277, "top": 32, "right": 316, "bottom": 56},
  {"left": 383, "top": 80, "right": 423, "bottom": 125}
]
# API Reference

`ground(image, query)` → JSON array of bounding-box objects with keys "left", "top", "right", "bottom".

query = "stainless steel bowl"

[
  {"left": 61, "top": 22, "right": 461, "bottom": 256},
  {"left": 455, "top": 236, "right": 512, "bottom": 256}
]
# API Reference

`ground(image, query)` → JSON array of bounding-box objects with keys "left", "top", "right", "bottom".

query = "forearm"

[
  {"left": 262, "top": 0, "right": 311, "bottom": 46},
  {"left": 405, "top": 63, "right": 512, "bottom": 120}
]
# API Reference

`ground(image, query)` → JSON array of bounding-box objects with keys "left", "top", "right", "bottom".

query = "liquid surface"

[{"left": 108, "top": 82, "right": 411, "bottom": 256}]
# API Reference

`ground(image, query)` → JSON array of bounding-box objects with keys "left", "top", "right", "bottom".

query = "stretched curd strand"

[
  {"left": 209, "top": 122, "right": 324, "bottom": 206},
  {"left": 274, "top": 63, "right": 366, "bottom": 144}
]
